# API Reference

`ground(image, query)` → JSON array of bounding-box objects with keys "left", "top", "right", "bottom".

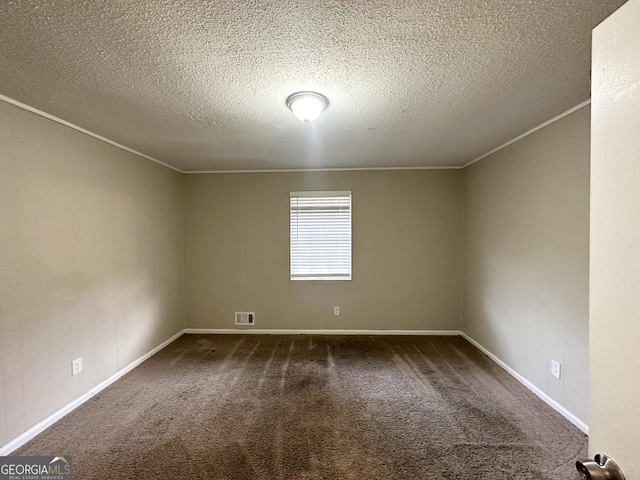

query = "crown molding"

[
  {"left": 463, "top": 99, "right": 591, "bottom": 169},
  {"left": 0, "top": 94, "right": 183, "bottom": 173}
]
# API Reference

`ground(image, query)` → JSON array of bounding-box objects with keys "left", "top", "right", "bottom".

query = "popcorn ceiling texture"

[{"left": 0, "top": 0, "right": 626, "bottom": 171}]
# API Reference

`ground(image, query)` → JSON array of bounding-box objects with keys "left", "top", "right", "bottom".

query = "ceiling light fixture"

[{"left": 286, "top": 91, "right": 329, "bottom": 123}]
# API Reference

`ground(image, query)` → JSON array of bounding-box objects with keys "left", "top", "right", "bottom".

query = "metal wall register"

[{"left": 0, "top": 456, "right": 72, "bottom": 480}]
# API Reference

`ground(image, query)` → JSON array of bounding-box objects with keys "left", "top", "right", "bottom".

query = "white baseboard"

[
  {"left": 1, "top": 327, "right": 587, "bottom": 454},
  {"left": 184, "top": 328, "right": 462, "bottom": 336},
  {"left": 0, "top": 329, "right": 187, "bottom": 455},
  {"left": 459, "top": 332, "right": 589, "bottom": 434}
]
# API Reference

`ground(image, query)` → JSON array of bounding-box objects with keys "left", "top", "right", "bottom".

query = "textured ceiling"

[{"left": 0, "top": 0, "right": 627, "bottom": 172}]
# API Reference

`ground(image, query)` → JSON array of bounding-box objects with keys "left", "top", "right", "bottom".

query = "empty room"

[{"left": 1, "top": 1, "right": 639, "bottom": 479}]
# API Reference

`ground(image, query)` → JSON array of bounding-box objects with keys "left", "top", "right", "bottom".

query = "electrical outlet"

[
  {"left": 551, "top": 360, "right": 561, "bottom": 379},
  {"left": 333, "top": 306, "right": 340, "bottom": 316},
  {"left": 72, "top": 358, "right": 83, "bottom": 376}
]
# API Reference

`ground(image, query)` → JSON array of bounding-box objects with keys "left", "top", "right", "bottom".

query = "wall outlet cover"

[
  {"left": 333, "top": 306, "right": 340, "bottom": 315},
  {"left": 551, "top": 360, "right": 561, "bottom": 379},
  {"left": 72, "top": 358, "right": 83, "bottom": 376}
]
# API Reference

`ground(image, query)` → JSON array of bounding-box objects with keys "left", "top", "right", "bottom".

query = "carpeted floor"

[{"left": 14, "top": 334, "right": 586, "bottom": 479}]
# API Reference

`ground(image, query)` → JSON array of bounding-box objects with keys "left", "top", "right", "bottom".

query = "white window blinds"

[{"left": 290, "top": 191, "right": 352, "bottom": 281}]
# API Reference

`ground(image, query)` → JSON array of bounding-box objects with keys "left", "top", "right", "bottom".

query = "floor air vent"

[{"left": 235, "top": 312, "right": 255, "bottom": 326}]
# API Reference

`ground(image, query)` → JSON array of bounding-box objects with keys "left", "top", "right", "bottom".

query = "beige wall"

[
  {"left": 184, "top": 170, "right": 461, "bottom": 331},
  {"left": 0, "top": 101, "right": 185, "bottom": 448},
  {"left": 462, "top": 107, "right": 591, "bottom": 424},
  {"left": 590, "top": 0, "right": 640, "bottom": 474}
]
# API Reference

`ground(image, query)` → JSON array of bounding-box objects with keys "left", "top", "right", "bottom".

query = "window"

[{"left": 290, "top": 191, "right": 352, "bottom": 281}]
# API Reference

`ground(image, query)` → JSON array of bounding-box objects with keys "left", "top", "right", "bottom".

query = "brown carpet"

[{"left": 14, "top": 334, "right": 586, "bottom": 479}]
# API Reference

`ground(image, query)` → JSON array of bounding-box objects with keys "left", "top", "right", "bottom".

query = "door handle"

[{"left": 576, "top": 454, "right": 625, "bottom": 480}]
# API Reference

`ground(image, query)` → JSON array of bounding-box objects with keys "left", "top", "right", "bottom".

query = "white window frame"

[{"left": 290, "top": 190, "right": 352, "bottom": 281}]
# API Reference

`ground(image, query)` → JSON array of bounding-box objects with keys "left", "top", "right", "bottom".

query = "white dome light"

[{"left": 286, "top": 91, "right": 329, "bottom": 123}]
